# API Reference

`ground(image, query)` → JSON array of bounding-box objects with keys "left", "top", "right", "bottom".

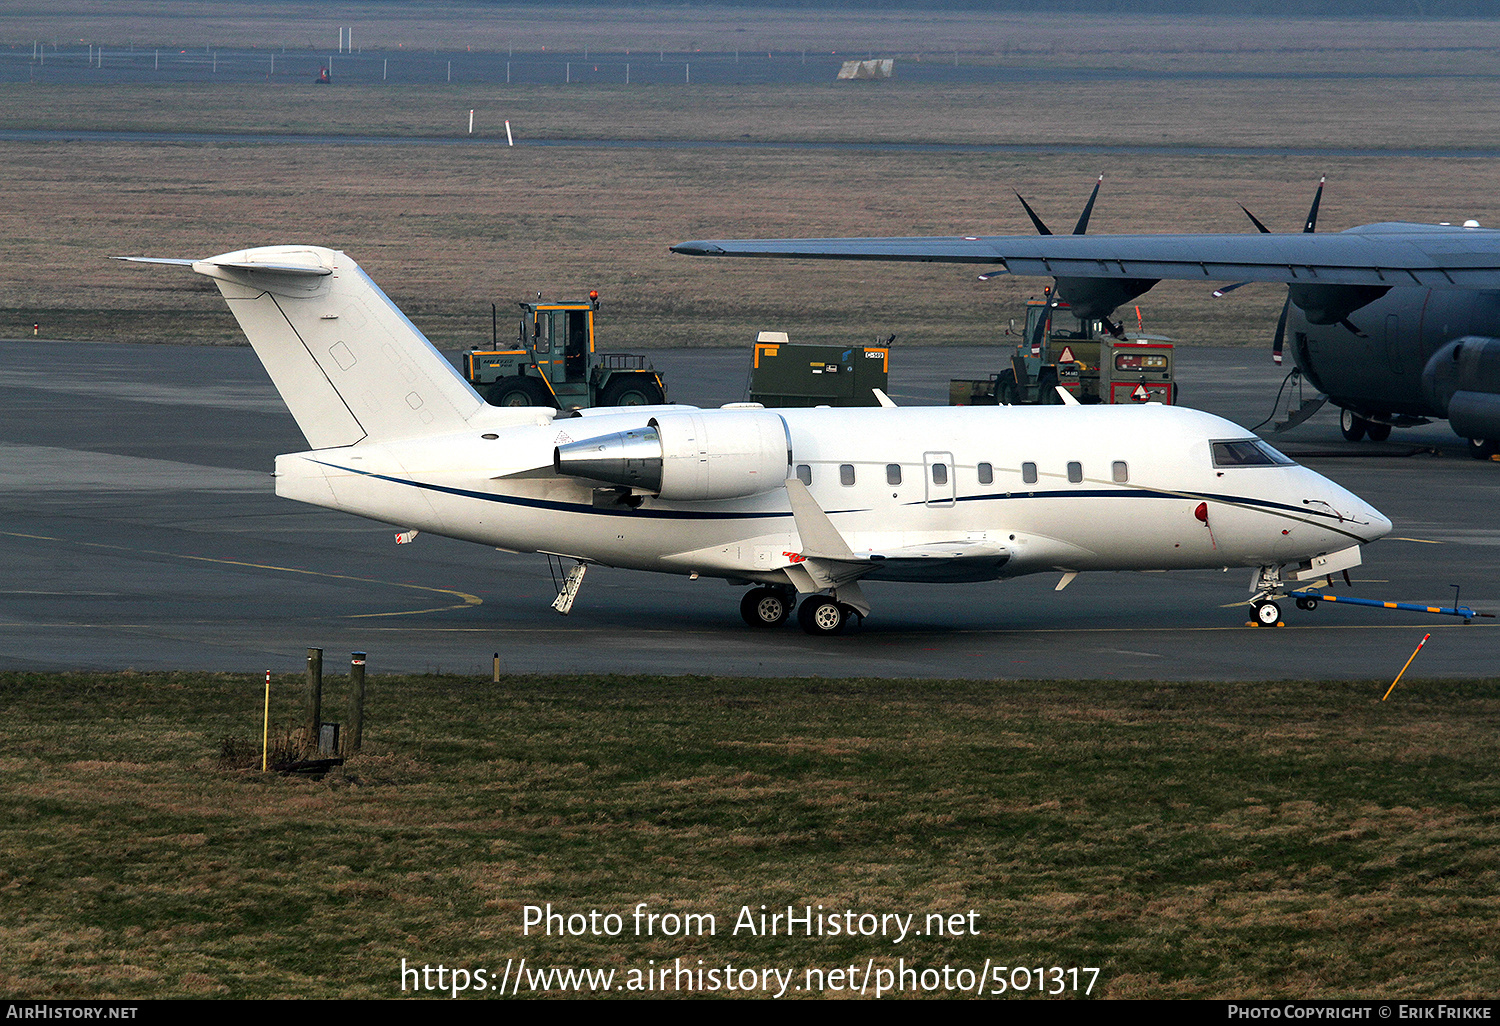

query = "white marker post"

[
  {"left": 468, "top": 109, "right": 474, "bottom": 134},
  {"left": 505, "top": 119, "right": 513, "bottom": 146}
]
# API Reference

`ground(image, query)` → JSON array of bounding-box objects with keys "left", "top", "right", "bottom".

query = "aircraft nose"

[{"left": 1358, "top": 504, "right": 1393, "bottom": 544}]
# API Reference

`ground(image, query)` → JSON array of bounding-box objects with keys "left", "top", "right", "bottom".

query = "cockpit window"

[{"left": 1211, "top": 439, "right": 1296, "bottom": 468}]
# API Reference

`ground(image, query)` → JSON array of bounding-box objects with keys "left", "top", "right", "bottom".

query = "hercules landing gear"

[
  {"left": 1340, "top": 408, "right": 1366, "bottom": 441},
  {"left": 1467, "top": 437, "right": 1499, "bottom": 460},
  {"left": 740, "top": 586, "right": 794, "bottom": 628},
  {"left": 1340, "top": 408, "right": 1393, "bottom": 442}
]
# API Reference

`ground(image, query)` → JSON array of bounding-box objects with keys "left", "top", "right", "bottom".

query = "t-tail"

[{"left": 156, "top": 246, "right": 486, "bottom": 447}]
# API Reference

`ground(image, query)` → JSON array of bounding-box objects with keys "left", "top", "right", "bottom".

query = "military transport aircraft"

[
  {"left": 672, "top": 196, "right": 1500, "bottom": 458},
  {"left": 127, "top": 246, "right": 1389, "bottom": 633}
]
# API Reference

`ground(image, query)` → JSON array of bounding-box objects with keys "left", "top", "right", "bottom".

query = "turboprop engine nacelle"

[
  {"left": 554, "top": 409, "right": 792, "bottom": 501},
  {"left": 1421, "top": 336, "right": 1500, "bottom": 440}
]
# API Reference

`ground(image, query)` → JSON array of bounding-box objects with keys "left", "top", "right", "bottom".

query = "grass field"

[
  {"left": 3, "top": 670, "right": 1497, "bottom": 999},
  {"left": 2, "top": 87, "right": 1497, "bottom": 349}
]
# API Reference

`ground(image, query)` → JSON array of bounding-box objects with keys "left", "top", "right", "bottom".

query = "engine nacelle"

[
  {"left": 554, "top": 409, "right": 791, "bottom": 500},
  {"left": 1421, "top": 336, "right": 1500, "bottom": 438}
]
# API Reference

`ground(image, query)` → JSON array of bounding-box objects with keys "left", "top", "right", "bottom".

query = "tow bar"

[{"left": 1305, "top": 593, "right": 1495, "bottom": 623}]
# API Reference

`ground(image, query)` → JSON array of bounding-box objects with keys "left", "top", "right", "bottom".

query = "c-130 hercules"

[{"left": 673, "top": 180, "right": 1500, "bottom": 458}]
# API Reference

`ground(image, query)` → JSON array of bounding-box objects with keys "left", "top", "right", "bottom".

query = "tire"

[
  {"left": 1255, "top": 600, "right": 1282, "bottom": 626},
  {"left": 1296, "top": 596, "right": 1318, "bottom": 611},
  {"left": 740, "top": 587, "right": 791, "bottom": 628},
  {"left": 797, "top": 596, "right": 847, "bottom": 636},
  {"left": 996, "top": 370, "right": 1021, "bottom": 406},
  {"left": 1339, "top": 408, "right": 1366, "bottom": 442},
  {"left": 1365, "top": 421, "right": 1392, "bottom": 442},
  {"left": 487, "top": 376, "right": 554, "bottom": 408},
  {"left": 1037, "top": 367, "right": 1061, "bottom": 405},
  {"left": 1467, "top": 437, "right": 1500, "bottom": 460},
  {"left": 598, "top": 375, "right": 664, "bottom": 407}
]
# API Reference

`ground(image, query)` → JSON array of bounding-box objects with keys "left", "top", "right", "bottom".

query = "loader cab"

[
  {"left": 1024, "top": 299, "right": 1104, "bottom": 344},
  {"left": 527, "top": 302, "right": 595, "bottom": 388}
]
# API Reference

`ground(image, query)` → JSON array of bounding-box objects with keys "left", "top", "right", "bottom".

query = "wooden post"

[
  {"left": 305, "top": 648, "right": 322, "bottom": 746},
  {"left": 348, "top": 652, "right": 367, "bottom": 753}
]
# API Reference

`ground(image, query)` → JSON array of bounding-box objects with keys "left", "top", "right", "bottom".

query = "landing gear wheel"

[
  {"left": 1467, "top": 437, "right": 1500, "bottom": 460},
  {"left": 1295, "top": 596, "right": 1318, "bottom": 611},
  {"left": 1365, "top": 421, "right": 1392, "bottom": 442},
  {"left": 488, "top": 376, "right": 554, "bottom": 408},
  {"left": 797, "top": 596, "right": 847, "bottom": 636},
  {"left": 1254, "top": 600, "right": 1282, "bottom": 626},
  {"left": 1339, "top": 408, "right": 1366, "bottom": 442},
  {"left": 599, "top": 376, "right": 664, "bottom": 407},
  {"left": 740, "top": 587, "right": 792, "bottom": 628}
]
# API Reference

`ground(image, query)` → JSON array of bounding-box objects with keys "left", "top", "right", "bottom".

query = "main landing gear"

[
  {"left": 1340, "top": 408, "right": 1392, "bottom": 443},
  {"left": 739, "top": 586, "right": 862, "bottom": 636},
  {"left": 740, "top": 586, "right": 794, "bottom": 627}
]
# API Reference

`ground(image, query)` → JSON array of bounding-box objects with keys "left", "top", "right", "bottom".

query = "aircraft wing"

[{"left": 672, "top": 222, "right": 1500, "bottom": 290}]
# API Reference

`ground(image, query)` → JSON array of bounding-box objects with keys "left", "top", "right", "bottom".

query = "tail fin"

[{"left": 193, "top": 246, "right": 483, "bottom": 448}]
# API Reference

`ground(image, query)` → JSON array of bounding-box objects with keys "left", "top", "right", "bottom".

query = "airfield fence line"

[{"left": 0, "top": 43, "right": 986, "bottom": 87}]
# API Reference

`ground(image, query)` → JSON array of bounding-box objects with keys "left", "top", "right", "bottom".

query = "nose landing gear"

[{"left": 1253, "top": 600, "right": 1283, "bottom": 626}]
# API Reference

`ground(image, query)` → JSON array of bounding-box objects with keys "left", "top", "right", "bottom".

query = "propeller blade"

[
  {"left": 976, "top": 267, "right": 1009, "bottom": 281},
  {"left": 1338, "top": 317, "right": 1367, "bottom": 338},
  {"left": 1303, "top": 176, "right": 1325, "bottom": 233},
  {"left": 1238, "top": 204, "right": 1273, "bottom": 234},
  {"left": 1071, "top": 175, "right": 1104, "bottom": 235},
  {"left": 1213, "top": 281, "right": 1254, "bottom": 298},
  {"left": 1272, "top": 295, "right": 1290, "bottom": 366},
  {"left": 1015, "top": 193, "right": 1053, "bottom": 236}
]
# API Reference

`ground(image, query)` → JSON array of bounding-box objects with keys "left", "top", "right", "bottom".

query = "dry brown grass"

[{"left": 0, "top": 133, "right": 1493, "bottom": 349}]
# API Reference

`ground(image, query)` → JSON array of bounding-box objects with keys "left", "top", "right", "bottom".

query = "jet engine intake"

[{"left": 554, "top": 409, "right": 792, "bottom": 501}]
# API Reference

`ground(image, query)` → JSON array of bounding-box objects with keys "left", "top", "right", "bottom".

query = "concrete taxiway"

[{"left": 1, "top": 337, "right": 1495, "bottom": 678}]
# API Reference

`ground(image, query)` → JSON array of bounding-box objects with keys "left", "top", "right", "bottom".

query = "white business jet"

[{"left": 126, "top": 246, "right": 1390, "bottom": 634}]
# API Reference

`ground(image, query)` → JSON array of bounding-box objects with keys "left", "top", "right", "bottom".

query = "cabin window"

[
  {"left": 978, "top": 462, "right": 993, "bottom": 485},
  {"left": 1022, "top": 462, "right": 1038, "bottom": 484},
  {"left": 1211, "top": 440, "right": 1296, "bottom": 468},
  {"left": 1067, "top": 462, "right": 1083, "bottom": 483},
  {"left": 840, "top": 464, "right": 856, "bottom": 486},
  {"left": 886, "top": 464, "right": 902, "bottom": 486},
  {"left": 796, "top": 464, "right": 812, "bottom": 485},
  {"left": 1112, "top": 461, "right": 1128, "bottom": 483},
  {"left": 931, "top": 463, "right": 948, "bottom": 486}
]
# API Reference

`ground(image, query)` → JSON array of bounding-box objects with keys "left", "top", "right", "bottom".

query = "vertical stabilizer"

[{"left": 193, "top": 246, "right": 484, "bottom": 448}]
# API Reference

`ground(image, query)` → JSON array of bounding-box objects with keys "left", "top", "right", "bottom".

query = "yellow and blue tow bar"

[{"left": 1307, "top": 593, "right": 1495, "bottom": 623}]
